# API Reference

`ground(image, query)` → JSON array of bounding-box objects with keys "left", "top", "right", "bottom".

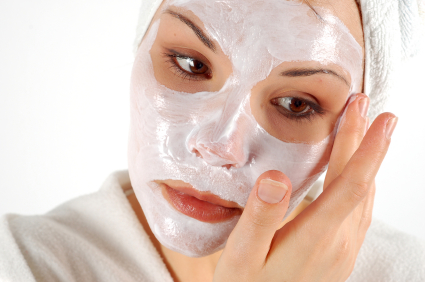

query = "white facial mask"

[{"left": 129, "top": 0, "right": 363, "bottom": 257}]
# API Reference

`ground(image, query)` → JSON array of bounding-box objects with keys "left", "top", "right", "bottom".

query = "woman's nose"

[
  {"left": 190, "top": 142, "right": 246, "bottom": 169},
  {"left": 186, "top": 115, "right": 251, "bottom": 169}
]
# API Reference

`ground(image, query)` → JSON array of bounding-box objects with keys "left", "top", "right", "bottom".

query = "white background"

[{"left": 1, "top": 1, "right": 424, "bottom": 241}]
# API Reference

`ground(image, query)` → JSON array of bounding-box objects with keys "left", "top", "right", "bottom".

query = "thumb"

[{"left": 224, "top": 170, "right": 292, "bottom": 265}]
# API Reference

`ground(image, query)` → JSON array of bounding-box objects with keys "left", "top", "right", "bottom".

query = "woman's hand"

[{"left": 213, "top": 94, "right": 398, "bottom": 282}]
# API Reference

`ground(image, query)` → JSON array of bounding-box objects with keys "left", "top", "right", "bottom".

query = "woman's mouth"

[{"left": 158, "top": 180, "right": 243, "bottom": 223}]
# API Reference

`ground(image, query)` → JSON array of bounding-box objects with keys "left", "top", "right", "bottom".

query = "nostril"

[
  {"left": 222, "top": 164, "right": 233, "bottom": 170},
  {"left": 192, "top": 148, "right": 202, "bottom": 158}
]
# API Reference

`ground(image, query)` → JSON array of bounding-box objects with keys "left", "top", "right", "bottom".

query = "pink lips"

[{"left": 158, "top": 181, "right": 242, "bottom": 223}]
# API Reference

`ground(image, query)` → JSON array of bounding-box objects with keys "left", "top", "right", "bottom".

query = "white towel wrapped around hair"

[
  {"left": 356, "top": 0, "right": 425, "bottom": 119},
  {"left": 133, "top": 0, "right": 425, "bottom": 119}
]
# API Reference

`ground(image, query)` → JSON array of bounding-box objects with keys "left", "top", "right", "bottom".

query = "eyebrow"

[
  {"left": 280, "top": 68, "right": 350, "bottom": 87},
  {"left": 164, "top": 9, "right": 217, "bottom": 53}
]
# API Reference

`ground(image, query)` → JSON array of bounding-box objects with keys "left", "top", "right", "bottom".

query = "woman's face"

[{"left": 129, "top": 0, "right": 364, "bottom": 257}]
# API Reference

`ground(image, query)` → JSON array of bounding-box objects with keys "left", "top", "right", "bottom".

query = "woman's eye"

[
  {"left": 273, "top": 97, "right": 312, "bottom": 114},
  {"left": 175, "top": 56, "right": 209, "bottom": 75}
]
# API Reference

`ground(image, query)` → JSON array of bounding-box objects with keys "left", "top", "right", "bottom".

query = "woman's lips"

[{"left": 159, "top": 181, "right": 242, "bottom": 223}]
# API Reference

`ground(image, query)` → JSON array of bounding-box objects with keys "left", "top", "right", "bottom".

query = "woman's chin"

[
  {"left": 159, "top": 233, "right": 228, "bottom": 258},
  {"left": 151, "top": 210, "right": 240, "bottom": 257}
]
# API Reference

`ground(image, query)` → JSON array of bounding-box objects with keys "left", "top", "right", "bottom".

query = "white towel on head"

[
  {"left": 133, "top": 0, "right": 163, "bottom": 55},
  {"left": 133, "top": 0, "right": 425, "bottom": 119},
  {"left": 356, "top": 0, "right": 425, "bottom": 119}
]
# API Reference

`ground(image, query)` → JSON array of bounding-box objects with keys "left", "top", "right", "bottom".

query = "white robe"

[{"left": 1, "top": 171, "right": 424, "bottom": 281}]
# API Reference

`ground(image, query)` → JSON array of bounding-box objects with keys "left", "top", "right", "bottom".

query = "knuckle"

[
  {"left": 334, "top": 236, "right": 354, "bottom": 263},
  {"left": 350, "top": 124, "right": 366, "bottom": 138},
  {"left": 374, "top": 145, "right": 388, "bottom": 157},
  {"left": 350, "top": 182, "right": 369, "bottom": 201},
  {"left": 341, "top": 175, "right": 370, "bottom": 202},
  {"left": 361, "top": 139, "right": 388, "bottom": 159},
  {"left": 339, "top": 117, "right": 366, "bottom": 137},
  {"left": 338, "top": 236, "right": 351, "bottom": 255},
  {"left": 248, "top": 205, "right": 281, "bottom": 228},
  {"left": 250, "top": 217, "right": 271, "bottom": 228}
]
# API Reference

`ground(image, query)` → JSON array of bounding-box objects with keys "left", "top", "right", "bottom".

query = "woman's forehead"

[
  {"left": 308, "top": 0, "right": 364, "bottom": 49},
  {"left": 158, "top": 0, "right": 363, "bottom": 93},
  {"left": 156, "top": 0, "right": 364, "bottom": 51}
]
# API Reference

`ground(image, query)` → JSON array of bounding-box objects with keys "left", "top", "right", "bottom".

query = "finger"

[
  {"left": 356, "top": 180, "right": 376, "bottom": 251},
  {"left": 305, "top": 113, "right": 397, "bottom": 226},
  {"left": 347, "top": 178, "right": 373, "bottom": 250},
  {"left": 350, "top": 154, "right": 372, "bottom": 227},
  {"left": 223, "top": 170, "right": 292, "bottom": 267},
  {"left": 324, "top": 94, "right": 369, "bottom": 190},
  {"left": 348, "top": 116, "right": 372, "bottom": 239}
]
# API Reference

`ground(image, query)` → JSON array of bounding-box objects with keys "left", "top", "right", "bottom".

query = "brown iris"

[
  {"left": 174, "top": 56, "right": 209, "bottom": 75},
  {"left": 271, "top": 97, "right": 313, "bottom": 116},
  {"left": 188, "top": 59, "right": 208, "bottom": 74},
  {"left": 289, "top": 98, "right": 308, "bottom": 113}
]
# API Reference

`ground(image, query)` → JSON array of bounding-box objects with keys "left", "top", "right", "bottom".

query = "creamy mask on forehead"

[{"left": 128, "top": 0, "right": 363, "bottom": 257}]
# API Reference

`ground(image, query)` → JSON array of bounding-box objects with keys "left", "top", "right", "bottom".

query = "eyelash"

[
  {"left": 163, "top": 51, "right": 211, "bottom": 81},
  {"left": 163, "top": 51, "right": 326, "bottom": 122}
]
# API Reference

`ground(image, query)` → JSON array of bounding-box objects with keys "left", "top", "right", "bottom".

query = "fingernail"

[
  {"left": 358, "top": 98, "right": 369, "bottom": 119},
  {"left": 385, "top": 117, "right": 398, "bottom": 140},
  {"left": 258, "top": 179, "right": 288, "bottom": 204}
]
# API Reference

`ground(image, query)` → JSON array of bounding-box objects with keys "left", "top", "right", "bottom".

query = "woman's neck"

[{"left": 127, "top": 190, "right": 310, "bottom": 282}]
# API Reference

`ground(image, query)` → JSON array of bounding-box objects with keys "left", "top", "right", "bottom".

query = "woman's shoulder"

[
  {"left": 348, "top": 217, "right": 425, "bottom": 282},
  {"left": 0, "top": 171, "right": 173, "bottom": 282}
]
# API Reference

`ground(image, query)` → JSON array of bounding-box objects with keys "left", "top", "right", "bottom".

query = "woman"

[{"left": 1, "top": 0, "right": 424, "bottom": 281}]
